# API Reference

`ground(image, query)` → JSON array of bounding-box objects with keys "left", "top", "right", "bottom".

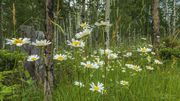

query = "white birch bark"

[{"left": 105, "top": 0, "right": 111, "bottom": 48}]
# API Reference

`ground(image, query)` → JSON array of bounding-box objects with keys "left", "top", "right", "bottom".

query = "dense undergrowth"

[{"left": 0, "top": 38, "right": 180, "bottom": 101}]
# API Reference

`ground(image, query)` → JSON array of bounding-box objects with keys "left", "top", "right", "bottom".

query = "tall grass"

[{"left": 9, "top": 40, "right": 180, "bottom": 101}]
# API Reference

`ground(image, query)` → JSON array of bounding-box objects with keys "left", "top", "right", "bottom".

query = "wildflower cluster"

[
  {"left": 5, "top": 19, "right": 165, "bottom": 97},
  {"left": 99, "top": 49, "right": 118, "bottom": 59},
  {"left": 125, "top": 64, "right": 142, "bottom": 72}
]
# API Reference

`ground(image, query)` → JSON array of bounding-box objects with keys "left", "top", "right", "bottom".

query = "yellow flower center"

[
  {"left": 141, "top": 47, "right": 147, "bottom": 52},
  {"left": 86, "top": 64, "right": 92, "bottom": 68},
  {"left": 72, "top": 41, "right": 80, "bottom": 46},
  {"left": 31, "top": 57, "right": 37, "bottom": 61},
  {"left": 94, "top": 86, "right": 100, "bottom": 91},
  {"left": 14, "top": 39, "right": 23, "bottom": 44},
  {"left": 57, "top": 56, "right": 64, "bottom": 61},
  {"left": 104, "top": 50, "right": 109, "bottom": 55}
]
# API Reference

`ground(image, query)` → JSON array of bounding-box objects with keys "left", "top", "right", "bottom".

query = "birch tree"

[
  {"left": 105, "top": 0, "right": 111, "bottom": 48},
  {"left": 152, "top": 0, "right": 160, "bottom": 50}
]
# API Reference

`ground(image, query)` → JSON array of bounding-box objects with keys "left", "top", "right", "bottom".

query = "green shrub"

[
  {"left": 0, "top": 50, "right": 26, "bottom": 71},
  {"left": 0, "top": 70, "right": 21, "bottom": 100},
  {"left": 159, "top": 48, "right": 180, "bottom": 60},
  {"left": 0, "top": 83, "right": 21, "bottom": 100},
  {"left": 162, "top": 37, "right": 180, "bottom": 49}
]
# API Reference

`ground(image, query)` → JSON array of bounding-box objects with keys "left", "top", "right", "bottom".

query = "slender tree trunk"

[
  {"left": 0, "top": 0, "right": 3, "bottom": 48},
  {"left": 54, "top": 0, "right": 60, "bottom": 50},
  {"left": 172, "top": 0, "right": 176, "bottom": 35},
  {"left": 76, "top": 0, "right": 82, "bottom": 30},
  {"left": 81, "top": 0, "right": 86, "bottom": 23},
  {"left": 88, "top": 0, "right": 92, "bottom": 50},
  {"left": 95, "top": 1, "right": 99, "bottom": 48},
  {"left": 152, "top": 0, "right": 160, "bottom": 50},
  {"left": 76, "top": 12, "right": 81, "bottom": 30},
  {"left": 68, "top": 11, "right": 72, "bottom": 40},
  {"left": 165, "top": 0, "right": 170, "bottom": 34},
  {"left": 105, "top": 0, "right": 111, "bottom": 48},
  {"left": 44, "top": 0, "right": 54, "bottom": 101}
]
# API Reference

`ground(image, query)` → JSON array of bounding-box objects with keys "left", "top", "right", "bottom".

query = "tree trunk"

[
  {"left": 76, "top": 12, "right": 81, "bottom": 31},
  {"left": 53, "top": 0, "right": 59, "bottom": 50},
  {"left": 68, "top": 10, "right": 72, "bottom": 40},
  {"left": 151, "top": 0, "right": 160, "bottom": 50},
  {"left": 44, "top": 0, "right": 54, "bottom": 101},
  {"left": 172, "top": 0, "right": 176, "bottom": 35},
  {"left": 81, "top": 0, "right": 86, "bottom": 23},
  {"left": 165, "top": 0, "right": 170, "bottom": 34},
  {"left": 0, "top": 0, "right": 3, "bottom": 49},
  {"left": 105, "top": 0, "right": 111, "bottom": 48},
  {"left": 95, "top": 1, "right": 100, "bottom": 48}
]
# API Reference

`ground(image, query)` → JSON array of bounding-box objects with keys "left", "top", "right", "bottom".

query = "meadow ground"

[{"left": 18, "top": 42, "right": 180, "bottom": 101}]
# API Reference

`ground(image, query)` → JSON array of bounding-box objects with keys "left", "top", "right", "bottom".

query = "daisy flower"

[
  {"left": 32, "top": 39, "right": 51, "bottom": 47},
  {"left": 146, "top": 66, "right": 154, "bottom": 70},
  {"left": 81, "top": 61, "right": 99, "bottom": 69},
  {"left": 125, "top": 64, "right": 134, "bottom": 69},
  {"left": 67, "top": 39, "right": 85, "bottom": 48},
  {"left": 99, "top": 49, "right": 113, "bottom": 56},
  {"left": 132, "top": 65, "right": 142, "bottom": 72},
  {"left": 151, "top": 52, "right": 156, "bottom": 55},
  {"left": 95, "top": 58, "right": 104, "bottom": 67},
  {"left": 53, "top": 54, "right": 67, "bottom": 61},
  {"left": 120, "top": 80, "right": 129, "bottom": 86},
  {"left": 125, "top": 64, "right": 142, "bottom": 72},
  {"left": 123, "top": 52, "right": 132, "bottom": 57},
  {"left": 74, "top": 81, "right": 85, "bottom": 88},
  {"left": 75, "top": 28, "right": 92, "bottom": 39},
  {"left": 27, "top": 55, "right": 40, "bottom": 62},
  {"left": 6, "top": 38, "right": 30, "bottom": 46},
  {"left": 154, "top": 59, "right": 163, "bottom": 64},
  {"left": 107, "top": 53, "right": 118, "bottom": 59},
  {"left": 122, "top": 69, "right": 126, "bottom": 73},
  {"left": 90, "top": 82, "right": 104, "bottom": 93},
  {"left": 137, "top": 47, "right": 152, "bottom": 53}
]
